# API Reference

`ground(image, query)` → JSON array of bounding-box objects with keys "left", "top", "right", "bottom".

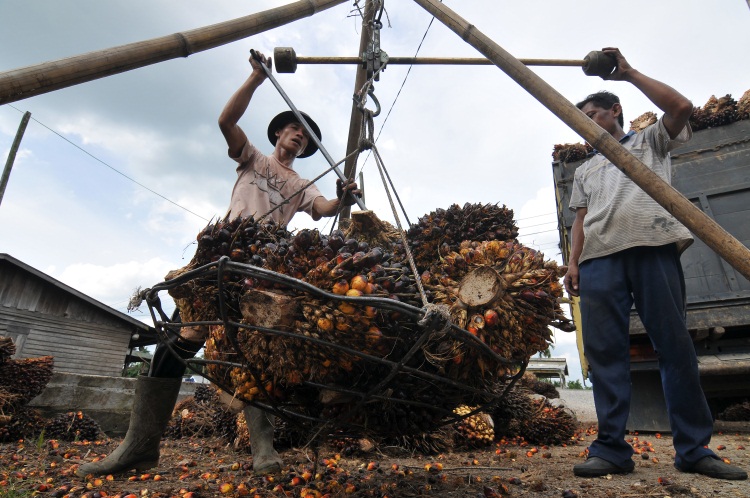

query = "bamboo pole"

[
  {"left": 0, "top": 0, "right": 348, "bottom": 105},
  {"left": 413, "top": 0, "right": 750, "bottom": 281}
]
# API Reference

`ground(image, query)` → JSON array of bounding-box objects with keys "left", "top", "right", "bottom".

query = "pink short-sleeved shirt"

[{"left": 227, "top": 141, "right": 323, "bottom": 225}]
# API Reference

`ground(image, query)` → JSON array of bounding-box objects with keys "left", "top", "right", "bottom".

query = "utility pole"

[{"left": 0, "top": 111, "right": 31, "bottom": 208}]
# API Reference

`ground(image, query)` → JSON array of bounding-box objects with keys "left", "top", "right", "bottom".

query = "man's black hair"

[{"left": 576, "top": 91, "right": 624, "bottom": 128}]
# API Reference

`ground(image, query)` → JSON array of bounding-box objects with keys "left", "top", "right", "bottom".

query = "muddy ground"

[{"left": 2, "top": 421, "right": 750, "bottom": 498}]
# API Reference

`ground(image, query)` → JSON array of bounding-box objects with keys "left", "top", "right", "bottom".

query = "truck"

[{"left": 552, "top": 118, "right": 750, "bottom": 431}]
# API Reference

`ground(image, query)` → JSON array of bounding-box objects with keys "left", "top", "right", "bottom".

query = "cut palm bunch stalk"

[{"left": 142, "top": 203, "right": 570, "bottom": 438}]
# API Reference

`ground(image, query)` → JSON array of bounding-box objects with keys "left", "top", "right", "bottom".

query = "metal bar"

[
  {"left": 256, "top": 60, "right": 368, "bottom": 211},
  {"left": 0, "top": 0, "right": 348, "bottom": 104},
  {"left": 292, "top": 55, "right": 584, "bottom": 66},
  {"left": 0, "top": 111, "right": 31, "bottom": 207},
  {"left": 413, "top": 0, "right": 750, "bottom": 281}
]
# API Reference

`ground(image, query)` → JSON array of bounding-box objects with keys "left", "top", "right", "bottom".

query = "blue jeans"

[{"left": 579, "top": 244, "right": 714, "bottom": 469}]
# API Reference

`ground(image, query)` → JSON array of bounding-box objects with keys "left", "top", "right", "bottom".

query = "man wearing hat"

[
  {"left": 77, "top": 50, "right": 359, "bottom": 479},
  {"left": 221, "top": 50, "right": 358, "bottom": 224}
]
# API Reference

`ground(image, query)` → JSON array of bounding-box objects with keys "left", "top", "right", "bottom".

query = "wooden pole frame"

[
  {"left": 412, "top": 0, "right": 750, "bottom": 281},
  {"left": 340, "top": 0, "right": 377, "bottom": 220},
  {"left": 0, "top": 112, "right": 31, "bottom": 208},
  {"left": 0, "top": 0, "right": 348, "bottom": 105}
]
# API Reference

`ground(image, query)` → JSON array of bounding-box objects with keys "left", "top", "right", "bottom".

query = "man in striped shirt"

[{"left": 564, "top": 47, "right": 746, "bottom": 481}]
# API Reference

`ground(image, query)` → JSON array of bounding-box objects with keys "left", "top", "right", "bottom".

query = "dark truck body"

[{"left": 552, "top": 119, "right": 750, "bottom": 431}]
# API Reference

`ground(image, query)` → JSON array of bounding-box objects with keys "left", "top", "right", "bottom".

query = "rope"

[
  {"left": 257, "top": 148, "right": 361, "bottom": 223},
  {"left": 370, "top": 143, "right": 429, "bottom": 307}
]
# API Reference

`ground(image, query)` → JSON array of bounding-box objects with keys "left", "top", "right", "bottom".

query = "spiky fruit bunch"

[
  {"left": 193, "top": 384, "right": 218, "bottom": 405},
  {"left": 200, "top": 220, "right": 421, "bottom": 403},
  {"left": 0, "top": 337, "right": 15, "bottom": 362},
  {"left": 405, "top": 203, "right": 518, "bottom": 268},
  {"left": 44, "top": 411, "right": 102, "bottom": 441},
  {"left": 518, "top": 372, "right": 560, "bottom": 399},
  {"left": 738, "top": 89, "right": 750, "bottom": 121},
  {"left": 419, "top": 240, "right": 572, "bottom": 384},
  {"left": 381, "top": 426, "right": 455, "bottom": 455},
  {"left": 552, "top": 142, "right": 593, "bottom": 163},
  {"left": 165, "top": 395, "right": 237, "bottom": 440},
  {"left": 0, "top": 356, "right": 54, "bottom": 411},
  {"left": 491, "top": 387, "right": 535, "bottom": 439},
  {"left": 690, "top": 94, "right": 738, "bottom": 131},
  {"left": 0, "top": 406, "right": 45, "bottom": 442},
  {"left": 719, "top": 401, "right": 750, "bottom": 421},
  {"left": 629, "top": 111, "right": 657, "bottom": 133},
  {"left": 453, "top": 405, "right": 494, "bottom": 446},
  {"left": 518, "top": 398, "right": 577, "bottom": 446}
]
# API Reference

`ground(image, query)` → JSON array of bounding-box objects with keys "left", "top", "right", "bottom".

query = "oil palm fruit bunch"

[
  {"left": 193, "top": 384, "right": 219, "bottom": 404},
  {"left": 690, "top": 94, "right": 738, "bottom": 131},
  {"left": 719, "top": 400, "right": 750, "bottom": 421},
  {"left": 194, "top": 219, "right": 413, "bottom": 405},
  {"left": 418, "top": 239, "right": 572, "bottom": 386},
  {"left": 0, "top": 355, "right": 54, "bottom": 410},
  {"left": 737, "top": 89, "right": 750, "bottom": 121},
  {"left": 490, "top": 387, "right": 535, "bottom": 439},
  {"left": 452, "top": 405, "right": 494, "bottom": 446},
  {"left": 164, "top": 392, "right": 235, "bottom": 439},
  {"left": 629, "top": 111, "right": 657, "bottom": 133},
  {"left": 552, "top": 142, "right": 593, "bottom": 163},
  {"left": 382, "top": 426, "right": 455, "bottom": 455},
  {"left": 518, "top": 397, "right": 577, "bottom": 446},
  {"left": 0, "top": 337, "right": 15, "bottom": 361},
  {"left": 166, "top": 216, "right": 296, "bottom": 324},
  {"left": 518, "top": 372, "right": 560, "bottom": 399},
  {"left": 404, "top": 203, "right": 519, "bottom": 269},
  {"left": 0, "top": 406, "right": 45, "bottom": 442},
  {"left": 44, "top": 411, "right": 103, "bottom": 441}
]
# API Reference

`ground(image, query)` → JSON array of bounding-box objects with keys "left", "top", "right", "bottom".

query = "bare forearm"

[
  {"left": 218, "top": 74, "right": 264, "bottom": 132},
  {"left": 312, "top": 197, "right": 342, "bottom": 220},
  {"left": 624, "top": 70, "right": 692, "bottom": 124},
  {"left": 569, "top": 212, "right": 585, "bottom": 266}
]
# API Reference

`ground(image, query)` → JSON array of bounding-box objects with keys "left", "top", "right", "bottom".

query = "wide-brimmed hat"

[{"left": 267, "top": 110, "right": 322, "bottom": 158}]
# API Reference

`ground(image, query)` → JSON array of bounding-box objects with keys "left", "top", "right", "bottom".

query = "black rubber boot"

[
  {"left": 76, "top": 375, "right": 182, "bottom": 477},
  {"left": 245, "top": 405, "right": 282, "bottom": 474}
]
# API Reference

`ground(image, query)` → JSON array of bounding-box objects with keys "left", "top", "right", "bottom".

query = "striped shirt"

[{"left": 569, "top": 117, "right": 693, "bottom": 264}]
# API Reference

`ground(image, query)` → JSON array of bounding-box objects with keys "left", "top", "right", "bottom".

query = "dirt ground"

[{"left": 2, "top": 421, "right": 750, "bottom": 498}]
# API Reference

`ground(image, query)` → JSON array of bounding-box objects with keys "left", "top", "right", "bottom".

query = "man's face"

[
  {"left": 276, "top": 122, "right": 310, "bottom": 157},
  {"left": 581, "top": 102, "right": 622, "bottom": 136}
]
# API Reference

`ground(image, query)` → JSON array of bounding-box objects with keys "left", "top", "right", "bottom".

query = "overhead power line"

[{"left": 8, "top": 104, "right": 210, "bottom": 222}]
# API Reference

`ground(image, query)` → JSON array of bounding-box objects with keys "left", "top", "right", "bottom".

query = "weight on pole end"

[
  {"left": 274, "top": 47, "right": 298, "bottom": 73},
  {"left": 582, "top": 51, "right": 617, "bottom": 77}
]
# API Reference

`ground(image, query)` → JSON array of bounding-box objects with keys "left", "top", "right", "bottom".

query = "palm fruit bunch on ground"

[
  {"left": 491, "top": 386, "right": 576, "bottom": 446},
  {"left": 0, "top": 338, "right": 54, "bottom": 441},
  {"left": 738, "top": 89, "right": 750, "bottom": 121},
  {"left": 0, "top": 406, "right": 46, "bottom": 442},
  {"left": 690, "top": 94, "right": 739, "bottom": 131},
  {"left": 518, "top": 372, "right": 560, "bottom": 399},
  {"left": 552, "top": 142, "right": 593, "bottom": 163},
  {"left": 165, "top": 385, "right": 236, "bottom": 440},
  {"left": 452, "top": 404, "right": 494, "bottom": 446},
  {"left": 719, "top": 400, "right": 750, "bottom": 421},
  {"left": 43, "top": 411, "right": 103, "bottom": 441}
]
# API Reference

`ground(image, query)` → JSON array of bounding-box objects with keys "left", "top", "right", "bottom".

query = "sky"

[{"left": 1, "top": 0, "right": 749, "bottom": 384}]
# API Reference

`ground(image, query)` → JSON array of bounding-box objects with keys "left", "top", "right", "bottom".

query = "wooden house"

[{"left": 0, "top": 253, "right": 157, "bottom": 377}]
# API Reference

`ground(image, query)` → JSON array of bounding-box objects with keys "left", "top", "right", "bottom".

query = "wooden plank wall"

[{"left": 0, "top": 306, "right": 131, "bottom": 377}]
